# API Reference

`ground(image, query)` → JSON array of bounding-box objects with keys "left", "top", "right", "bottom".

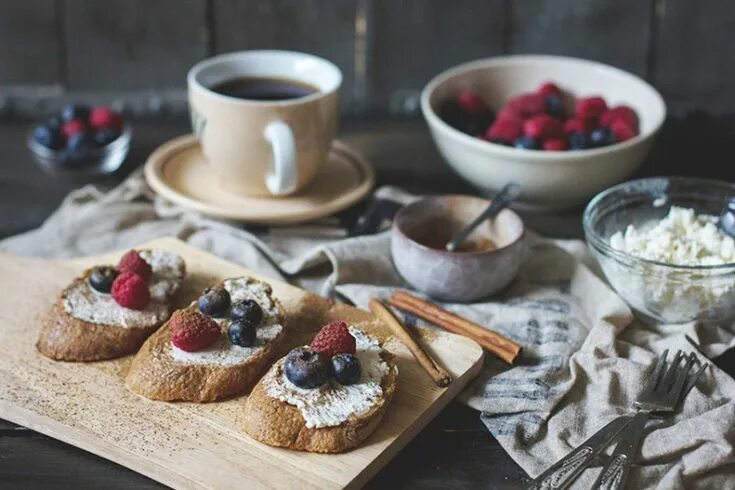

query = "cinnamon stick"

[
  {"left": 388, "top": 291, "right": 521, "bottom": 365},
  {"left": 368, "top": 298, "right": 452, "bottom": 388}
]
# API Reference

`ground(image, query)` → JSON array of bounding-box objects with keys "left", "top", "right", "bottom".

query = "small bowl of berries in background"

[
  {"left": 421, "top": 55, "right": 666, "bottom": 210},
  {"left": 28, "top": 104, "right": 131, "bottom": 175}
]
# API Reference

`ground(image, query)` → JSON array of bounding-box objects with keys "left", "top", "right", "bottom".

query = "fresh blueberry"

[
  {"left": 46, "top": 115, "right": 63, "bottom": 130},
  {"left": 63, "top": 131, "right": 95, "bottom": 166},
  {"left": 514, "top": 136, "right": 540, "bottom": 150},
  {"left": 569, "top": 131, "right": 590, "bottom": 150},
  {"left": 61, "top": 104, "right": 90, "bottom": 122},
  {"left": 545, "top": 95, "right": 564, "bottom": 119},
  {"left": 331, "top": 354, "right": 362, "bottom": 385},
  {"left": 231, "top": 299, "right": 263, "bottom": 325},
  {"left": 590, "top": 127, "right": 615, "bottom": 147},
  {"left": 66, "top": 130, "right": 93, "bottom": 151},
  {"left": 284, "top": 347, "right": 330, "bottom": 389},
  {"left": 93, "top": 128, "right": 119, "bottom": 147},
  {"left": 88, "top": 266, "right": 118, "bottom": 293},
  {"left": 228, "top": 319, "right": 257, "bottom": 347},
  {"left": 198, "top": 287, "right": 231, "bottom": 317},
  {"left": 32, "top": 125, "right": 64, "bottom": 150}
]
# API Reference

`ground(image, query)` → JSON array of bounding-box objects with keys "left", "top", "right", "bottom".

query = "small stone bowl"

[{"left": 391, "top": 194, "right": 525, "bottom": 302}]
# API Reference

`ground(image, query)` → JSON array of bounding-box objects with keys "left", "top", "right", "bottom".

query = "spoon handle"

[{"left": 446, "top": 182, "right": 521, "bottom": 252}]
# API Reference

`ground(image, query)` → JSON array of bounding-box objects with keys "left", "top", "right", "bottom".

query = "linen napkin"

[{"left": 3, "top": 170, "right": 734, "bottom": 489}]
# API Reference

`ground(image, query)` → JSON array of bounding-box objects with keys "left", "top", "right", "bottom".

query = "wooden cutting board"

[{"left": 0, "top": 237, "right": 484, "bottom": 489}]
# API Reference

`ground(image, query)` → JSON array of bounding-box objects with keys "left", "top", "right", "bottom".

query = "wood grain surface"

[{"left": 0, "top": 237, "right": 484, "bottom": 489}]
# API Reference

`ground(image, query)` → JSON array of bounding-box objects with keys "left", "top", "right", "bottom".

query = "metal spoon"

[
  {"left": 719, "top": 197, "right": 735, "bottom": 237},
  {"left": 445, "top": 182, "right": 522, "bottom": 252}
]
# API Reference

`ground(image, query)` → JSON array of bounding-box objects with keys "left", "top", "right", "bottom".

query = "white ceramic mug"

[{"left": 187, "top": 50, "right": 342, "bottom": 197}]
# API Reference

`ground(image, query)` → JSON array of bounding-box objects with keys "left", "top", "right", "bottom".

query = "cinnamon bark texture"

[
  {"left": 369, "top": 298, "right": 452, "bottom": 388},
  {"left": 388, "top": 291, "right": 521, "bottom": 365}
]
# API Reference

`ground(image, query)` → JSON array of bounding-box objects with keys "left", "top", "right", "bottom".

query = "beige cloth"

[{"left": 2, "top": 171, "right": 734, "bottom": 489}]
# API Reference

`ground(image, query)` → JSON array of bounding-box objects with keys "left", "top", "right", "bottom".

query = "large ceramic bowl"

[
  {"left": 391, "top": 195, "right": 525, "bottom": 302},
  {"left": 421, "top": 55, "right": 666, "bottom": 209},
  {"left": 584, "top": 177, "right": 735, "bottom": 325}
]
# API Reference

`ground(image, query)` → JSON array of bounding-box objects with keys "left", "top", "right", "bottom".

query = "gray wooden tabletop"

[{"left": 0, "top": 114, "right": 730, "bottom": 488}]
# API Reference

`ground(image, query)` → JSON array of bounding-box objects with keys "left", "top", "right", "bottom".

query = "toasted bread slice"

[
  {"left": 243, "top": 328, "right": 398, "bottom": 453},
  {"left": 37, "top": 249, "right": 186, "bottom": 362},
  {"left": 125, "top": 277, "right": 286, "bottom": 402}
]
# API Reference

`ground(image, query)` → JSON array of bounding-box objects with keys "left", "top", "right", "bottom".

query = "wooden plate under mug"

[
  {"left": 0, "top": 237, "right": 484, "bottom": 489},
  {"left": 144, "top": 135, "right": 375, "bottom": 225}
]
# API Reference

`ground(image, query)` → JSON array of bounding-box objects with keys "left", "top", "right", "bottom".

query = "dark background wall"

[{"left": 0, "top": 0, "right": 732, "bottom": 118}]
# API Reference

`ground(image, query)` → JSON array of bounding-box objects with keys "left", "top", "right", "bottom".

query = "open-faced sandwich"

[
  {"left": 243, "top": 321, "right": 398, "bottom": 453},
  {"left": 37, "top": 249, "right": 186, "bottom": 362},
  {"left": 125, "top": 276, "right": 286, "bottom": 402}
]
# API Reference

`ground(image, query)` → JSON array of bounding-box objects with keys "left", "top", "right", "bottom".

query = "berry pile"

[
  {"left": 170, "top": 286, "right": 266, "bottom": 352},
  {"left": 87, "top": 249, "right": 152, "bottom": 311},
  {"left": 284, "top": 321, "right": 362, "bottom": 389},
  {"left": 32, "top": 104, "right": 125, "bottom": 164},
  {"left": 440, "top": 82, "right": 639, "bottom": 151}
]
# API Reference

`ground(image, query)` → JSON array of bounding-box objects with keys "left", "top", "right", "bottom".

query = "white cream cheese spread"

[
  {"left": 62, "top": 250, "right": 185, "bottom": 328},
  {"left": 264, "top": 327, "right": 393, "bottom": 429},
  {"left": 169, "top": 277, "right": 283, "bottom": 365},
  {"left": 610, "top": 206, "right": 735, "bottom": 266}
]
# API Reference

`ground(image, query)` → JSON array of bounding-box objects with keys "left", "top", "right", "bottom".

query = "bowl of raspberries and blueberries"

[
  {"left": 441, "top": 82, "right": 640, "bottom": 151},
  {"left": 420, "top": 55, "right": 666, "bottom": 209},
  {"left": 28, "top": 104, "right": 131, "bottom": 175}
]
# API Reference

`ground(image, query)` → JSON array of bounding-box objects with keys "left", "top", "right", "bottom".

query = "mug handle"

[{"left": 264, "top": 121, "right": 298, "bottom": 196}]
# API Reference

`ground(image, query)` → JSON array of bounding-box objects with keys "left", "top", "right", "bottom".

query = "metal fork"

[
  {"left": 591, "top": 350, "right": 698, "bottom": 489},
  {"left": 528, "top": 350, "right": 707, "bottom": 490}
]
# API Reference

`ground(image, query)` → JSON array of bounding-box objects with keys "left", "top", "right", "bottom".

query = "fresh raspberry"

[
  {"left": 609, "top": 118, "right": 637, "bottom": 142},
  {"left": 170, "top": 309, "right": 220, "bottom": 352},
  {"left": 543, "top": 138, "right": 569, "bottom": 151},
  {"left": 523, "top": 114, "right": 563, "bottom": 140},
  {"left": 118, "top": 250, "right": 152, "bottom": 281},
  {"left": 507, "top": 93, "right": 546, "bottom": 118},
  {"left": 496, "top": 105, "right": 524, "bottom": 123},
  {"left": 310, "top": 320, "right": 356, "bottom": 358},
  {"left": 111, "top": 272, "right": 150, "bottom": 310},
  {"left": 485, "top": 118, "right": 523, "bottom": 144},
  {"left": 575, "top": 96, "right": 607, "bottom": 120},
  {"left": 456, "top": 90, "right": 489, "bottom": 116},
  {"left": 564, "top": 117, "right": 596, "bottom": 135},
  {"left": 600, "top": 105, "right": 639, "bottom": 131},
  {"left": 537, "top": 82, "right": 561, "bottom": 97},
  {"left": 61, "top": 119, "right": 87, "bottom": 139},
  {"left": 89, "top": 106, "right": 123, "bottom": 131}
]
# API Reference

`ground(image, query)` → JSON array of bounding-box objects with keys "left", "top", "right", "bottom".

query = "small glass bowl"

[
  {"left": 583, "top": 177, "right": 735, "bottom": 325},
  {"left": 27, "top": 125, "right": 132, "bottom": 176}
]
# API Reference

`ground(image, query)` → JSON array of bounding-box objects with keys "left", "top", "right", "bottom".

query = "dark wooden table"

[{"left": 1, "top": 113, "right": 731, "bottom": 488}]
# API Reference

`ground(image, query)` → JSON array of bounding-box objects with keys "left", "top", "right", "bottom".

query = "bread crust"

[
  {"left": 37, "top": 253, "right": 185, "bottom": 362},
  {"left": 36, "top": 299, "right": 161, "bottom": 362},
  {"left": 125, "top": 320, "right": 285, "bottom": 402},
  {"left": 125, "top": 278, "right": 286, "bottom": 402},
  {"left": 242, "top": 350, "right": 397, "bottom": 453}
]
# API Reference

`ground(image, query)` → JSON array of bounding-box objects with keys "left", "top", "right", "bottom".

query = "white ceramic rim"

[
  {"left": 187, "top": 50, "right": 342, "bottom": 107},
  {"left": 420, "top": 54, "right": 667, "bottom": 161}
]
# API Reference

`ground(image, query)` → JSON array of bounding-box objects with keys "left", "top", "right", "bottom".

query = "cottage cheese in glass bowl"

[{"left": 584, "top": 177, "right": 735, "bottom": 324}]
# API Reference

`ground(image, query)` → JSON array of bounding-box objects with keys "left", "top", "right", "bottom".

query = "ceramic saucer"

[{"left": 144, "top": 135, "right": 375, "bottom": 225}]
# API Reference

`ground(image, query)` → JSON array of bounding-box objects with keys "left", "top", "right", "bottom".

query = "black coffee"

[{"left": 210, "top": 77, "right": 318, "bottom": 101}]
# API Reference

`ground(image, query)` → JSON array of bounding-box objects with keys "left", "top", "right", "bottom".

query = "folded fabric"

[{"left": 3, "top": 170, "right": 733, "bottom": 489}]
